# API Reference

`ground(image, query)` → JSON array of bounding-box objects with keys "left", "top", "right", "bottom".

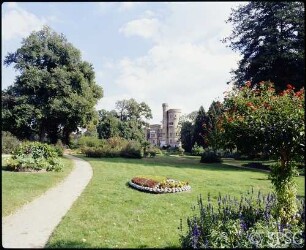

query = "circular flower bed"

[{"left": 128, "top": 175, "right": 191, "bottom": 194}]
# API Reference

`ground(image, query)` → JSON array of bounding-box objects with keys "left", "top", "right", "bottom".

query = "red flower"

[
  {"left": 295, "top": 88, "right": 304, "bottom": 98},
  {"left": 286, "top": 84, "right": 295, "bottom": 90},
  {"left": 245, "top": 81, "right": 251, "bottom": 87}
]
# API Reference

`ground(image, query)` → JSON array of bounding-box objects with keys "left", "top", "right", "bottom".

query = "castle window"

[
  {"left": 169, "top": 122, "right": 173, "bottom": 125},
  {"left": 170, "top": 133, "right": 172, "bottom": 137}
]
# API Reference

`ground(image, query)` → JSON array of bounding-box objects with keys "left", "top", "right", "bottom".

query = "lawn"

[
  {"left": 2, "top": 155, "right": 74, "bottom": 217},
  {"left": 46, "top": 155, "right": 305, "bottom": 248}
]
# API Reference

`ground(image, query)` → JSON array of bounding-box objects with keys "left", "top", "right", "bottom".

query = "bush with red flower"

[{"left": 222, "top": 81, "right": 304, "bottom": 224}]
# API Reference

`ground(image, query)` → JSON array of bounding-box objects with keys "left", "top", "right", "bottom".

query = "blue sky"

[{"left": 2, "top": 2, "right": 242, "bottom": 124}]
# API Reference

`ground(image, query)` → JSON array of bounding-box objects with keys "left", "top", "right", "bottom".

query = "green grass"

[
  {"left": 46, "top": 155, "right": 305, "bottom": 248},
  {"left": 2, "top": 155, "right": 74, "bottom": 216}
]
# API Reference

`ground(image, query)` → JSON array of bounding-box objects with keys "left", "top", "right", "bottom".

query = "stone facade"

[{"left": 147, "top": 103, "right": 182, "bottom": 147}]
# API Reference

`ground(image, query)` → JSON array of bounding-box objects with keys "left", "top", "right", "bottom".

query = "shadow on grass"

[
  {"left": 250, "top": 177, "right": 269, "bottom": 181},
  {"left": 46, "top": 240, "right": 178, "bottom": 249},
  {"left": 46, "top": 240, "right": 92, "bottom": 248},
  {"left": 75, "top": 154, "right": 270, "bottom": 175}
]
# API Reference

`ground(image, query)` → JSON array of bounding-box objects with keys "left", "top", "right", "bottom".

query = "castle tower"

[
  {"left": 161, "top": 103, "right": 168, "bottom": 146},
  {"left": 167, "top": 108, "right": 182, "bottom": 147}
]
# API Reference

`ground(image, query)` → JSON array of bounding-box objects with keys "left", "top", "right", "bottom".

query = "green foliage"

[
  {"left": 1, "top": 131, "right": 21, "bottom": 154},
  {"left": 120, "top": 140, "right": 143, "bottom": 159},
  {"left": 54, "top": 140, "right": 65, "bottom": 156},
  {"left": 191, "top": 143, "right": 204, "bottom": 156},
  {"left": 97, "top": 98, "right": 152, "bottom": 144},
  {"left": 2, "top": 26, "right": 103, "bottom": 144},
  {"left": 180, "top": 121, "right": 194, "bottom": 153},
  {"left": 106, "top": 136, "right": 129, "bottom": 149},
  {"left": 193, "top": 106, "right": 210, "bottom": 148},
  {"left": 269, "top": 163, "right": 299, "bottom": 225},
  {"left": 83, "top": 137, "right": 143, "bottom": 159},
  {"left": 207, "top": 101, "right": 224, "bottom": 152},
  {"left": 6, "top": 141, "right": 63, "bottom": 172},
  {"left": 180, "top": 191, "right": 305, "bottom": 248},
  {"left": 222, "top": 81, "right": 305, "bottom": 224},
  {"left": 115, "top": 98, "right": 153, "bottom": 124},
  {"left": 223, "top": 2, "right": 305, "bottom": 91},
  {"left": 200, "top": 150, "right": 222, "bottom": 163},
  {"left": 178, "top": 146, "right": 185, "bottom": 156},
  {"left": 78, "top": 136, "right": 104, "bottom": 148},
  {"left": 144, "top": 145, "right": 162, "bottom": 158}
]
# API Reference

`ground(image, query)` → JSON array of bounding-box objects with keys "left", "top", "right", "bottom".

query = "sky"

[{"left": 1, "top": 1, "right": 243, "bottom": 124}]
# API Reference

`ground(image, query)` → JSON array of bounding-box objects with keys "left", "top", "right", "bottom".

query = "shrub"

[
  {"left": 191, "top": 143, "right": 204, "bottom": 156},
  {"left": 107, "top": 136, "right": 128, "bottom": 149},
  {"left": 145, "top": 146, "right": 162, "bottom": 158},
  {"left": 180, "top": 190, "right": 305, "bottom": 248},
  {"left": 83, "top": 147, "right": 104, "bottom": 158},
  {"left": 83, "top": 146, "right": 121, "bottom": 158},
  {"left": 200, "top": 150, "right": 222, "bottom": 163},
  {"left": 77, "top": 136, "right": 103, "bottom": 148},
  {"left": 6, "top": 141, "right": 63, "bottom": 172},
  {"left": 83, "top": 138, "right": 143, "bottom": 159},
  {"left": 54, "top": 140, "right": 65, "bottom": 156},
  {"left": 178, "top": 146, "right": 185, "bottom": 156},
  {"left": 120, "top": 140, "right": 143, "bottom": 159},
  {"left": 1, "top": 131, "right": 21, "bottom": 154}
]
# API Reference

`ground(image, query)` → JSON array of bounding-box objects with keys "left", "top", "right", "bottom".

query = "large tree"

[
  {"left": 97, "top": 98, "right": 152, "bottom": 143},
  {"left": 192, "top": 106, "right": 210, "bottom": 149},
  {"left": 178, "top": 111, "right": 197, "bottom": 152},
  {"left": 180, "top": 121, "right": 194, "bottom": 153},
  {"left": 115, "top": 98, "right": 152, "bottom": 125},
  {"left": 207, "top": 101, "right": 224, "bottom": 152},
  {"left": 2, "top": 26, "right": 103, "bottom": 144},
  {"left": 223, "top": 2, "right": 305, "bottom": 91}
]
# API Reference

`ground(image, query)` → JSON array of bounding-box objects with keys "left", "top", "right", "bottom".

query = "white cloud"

[
  {"left": 103, "top": 2, "right": 241, "bottom": 123},
  {"left": 2, "top": 3, "right": 46, "bottom": 41},
  {"left": 119, "top": 17, "right": 160, "bottom": 39},
  {"left": 98, "top": 42, "right": 240, "bottom": 123}
]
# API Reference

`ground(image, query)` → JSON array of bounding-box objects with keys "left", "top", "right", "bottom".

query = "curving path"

[{"left": 2, "top": 155, "right": 92, "bottom": 248}]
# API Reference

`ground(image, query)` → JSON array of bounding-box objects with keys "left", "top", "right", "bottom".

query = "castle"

[{"left": 147, "top": 103, "right": 182, "bottom": 148}]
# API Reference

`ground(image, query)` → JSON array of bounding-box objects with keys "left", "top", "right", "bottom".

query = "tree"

[
  {"left": 97, "top": 109, "right": 120, "bottom": 139},
  {"left": 180, "top": 121, "right": 194, "bottom": 153},
  {"left": 222, "top": 81, "right": 304, "bottom": 224},
  {"left": 97, "top": 99, "right": 152, "bottom": 143},
  {"left": 2, "top": 26, "right": 103, "bottom": 145},
  {"left": 223, "top": 2, "right": 305, "bottom": 91},
  {"left": 115, "top": 98, "right": 152, "bottom": 125},
  {"left": 193, "top": 106, "right": 210, "bottom": 149},
  {"left": 179, "top": 111, "right": 197, "bottom": 152},
  {"left": 207, "top": 101, "right": 224, "bottom": 152}
]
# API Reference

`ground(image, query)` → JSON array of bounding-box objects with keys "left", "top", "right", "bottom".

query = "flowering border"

[{"left": 128, "top": 180, "right": 191, "bottom": 194}]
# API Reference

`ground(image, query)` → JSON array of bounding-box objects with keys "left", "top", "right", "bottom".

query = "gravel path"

[{"left": 2, "top": 155, "right": 93, "bottom": 248}]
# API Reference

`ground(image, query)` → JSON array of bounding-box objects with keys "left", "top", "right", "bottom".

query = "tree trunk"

[
  {"left": 62, "top": 127, "right": 71, "bottom": 146},
  {"left": 39, "top": 125, "right": 46, "bottom": 143}
]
